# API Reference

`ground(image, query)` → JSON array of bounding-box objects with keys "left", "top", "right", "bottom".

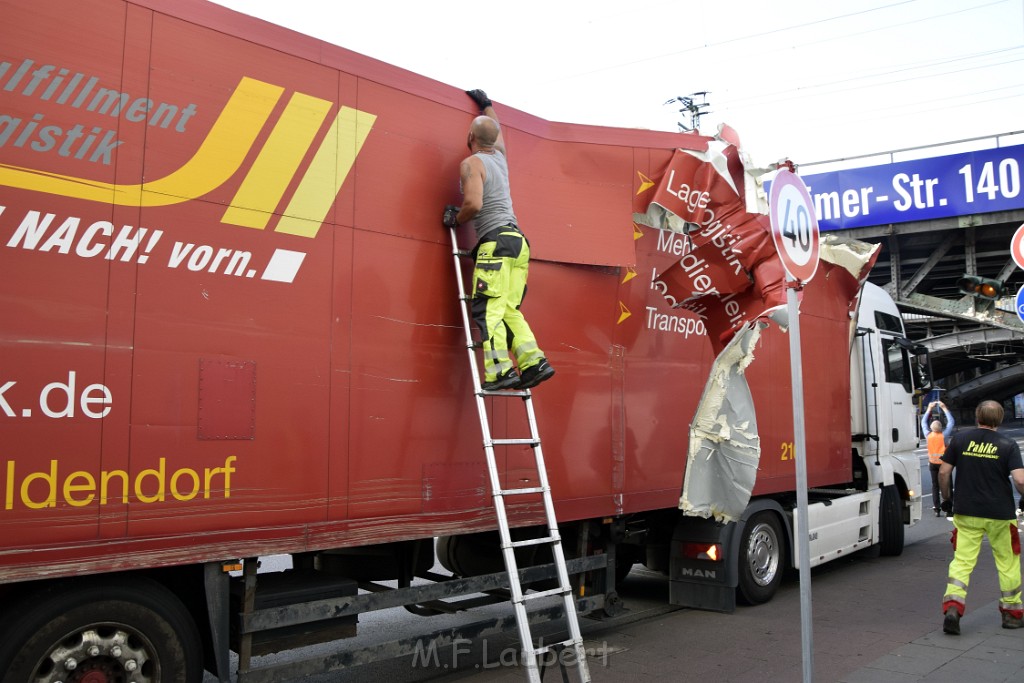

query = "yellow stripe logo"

[{"left": 0, "top": 77, "right": 376, "bottom": 240}]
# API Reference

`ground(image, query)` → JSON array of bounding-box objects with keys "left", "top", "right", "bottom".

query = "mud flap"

[{"left": 669, "top": 515, "right": 740, "bottom": 613}]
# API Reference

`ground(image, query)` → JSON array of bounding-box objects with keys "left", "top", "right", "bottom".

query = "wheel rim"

[
  {"left": 27, "top": 623, "right": 159, "bottom": 683},
  {"left": 746, "top": 521, "right": 780, "bottom": 587}
]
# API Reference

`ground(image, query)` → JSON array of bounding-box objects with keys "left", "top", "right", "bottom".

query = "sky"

[{"left": 209, "top": 0, "right": 1023, "bottom": 170}]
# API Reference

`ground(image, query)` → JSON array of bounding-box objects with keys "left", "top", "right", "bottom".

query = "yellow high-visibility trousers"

[
  {"left": 943, "top": 514, "right": 1022, "bottom": 618},
  {"left": 471, "top": 230, "right": 543, "bottom": 382}
]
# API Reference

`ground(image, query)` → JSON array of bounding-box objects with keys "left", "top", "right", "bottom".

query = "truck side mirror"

[{"left": 911, "top": 345, "right": 933, "bottom": 394}]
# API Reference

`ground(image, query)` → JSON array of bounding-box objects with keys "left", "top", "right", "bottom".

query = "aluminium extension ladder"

[{"left": 447, "top": 226, "right": 591, "bottom": 683}]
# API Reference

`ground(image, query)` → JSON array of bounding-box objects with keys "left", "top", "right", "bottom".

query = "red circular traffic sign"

[
  {"left": 769, "top": 170, "right": 820, "bottom": 283},
  {"left": 1011, "top": 223, "right": 1024, "bottom": 271}
]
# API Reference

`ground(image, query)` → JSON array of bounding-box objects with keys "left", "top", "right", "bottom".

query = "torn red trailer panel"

[{"left": 2, "top": 0, "right": 863, "bottom": 582}]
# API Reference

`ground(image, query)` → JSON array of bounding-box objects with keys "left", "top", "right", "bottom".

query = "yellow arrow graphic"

[
  {"left": 633, "top": 223, "right": 644, "bottom": 240},
  {"left": 617, "top": 302, "right": 632, "bottom": 324},
  {"left": 636, "top": 171, "right": 654, "bottom": 195},
  {"left": 622, "top": 267, "right": 637, "bottom": 284}
]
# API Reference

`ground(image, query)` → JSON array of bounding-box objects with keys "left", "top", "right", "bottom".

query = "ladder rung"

[
  {"left": 518, "top": 586, "right": 570, "bottom": 603},
  {"left": 478, "top": 388, "right": 530, "bottom": 397},
  {"left": 508, "top": 535, "right": 558, "bottom": 548},
  {"left": 496, "top": 486, "right": 547, "bottom": 496},
  {"left": 489, "top": 438, "right": 538, "bottom": 446},
  {"left": 529, "top": 637, "right": 580, "bottom": 657}
]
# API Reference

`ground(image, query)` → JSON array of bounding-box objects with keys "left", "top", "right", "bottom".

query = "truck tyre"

[
  {"left": 0, "top": 576, "right": 203, "bottom": 683},
  {"left": 616, "top": 557, "right": 635, "bottom": 585},
  {"left": 737, "top": 511, "right": 785, "bottom": 605},
  {"left": 614, "top": 544, "right": 641, "bottom": 585},
  {"left": 879, "top": 484, "right": 905, "bottom": 556}
]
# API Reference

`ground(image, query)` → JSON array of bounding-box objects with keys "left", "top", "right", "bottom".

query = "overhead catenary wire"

[
  {"left": 721, "top": 46, "right": 1024, "bottom": 109},
  {"left": 207, "top": 0, "right": 1021, "bottom": 161},
  {"left": 536, "top": 0, "right": 1005, "bottom": 86},
  {"left": 790, "top": 89, "right": 1024, "bottom": 146},
  {"left": 524, "top": 0, "right": 1021, "bottom": 160}
]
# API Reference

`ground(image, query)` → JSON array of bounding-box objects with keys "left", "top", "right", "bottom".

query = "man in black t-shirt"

[{"left": 938, "top": 400, "right": 1024, "bottom": 635}]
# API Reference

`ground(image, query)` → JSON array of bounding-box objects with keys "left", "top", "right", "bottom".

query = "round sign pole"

[
  {"left": 786, "top": 273, "right": 814, "bottom": 683},
  {"left": 769, "top": 170, "right": 820, "bottom": 683}
]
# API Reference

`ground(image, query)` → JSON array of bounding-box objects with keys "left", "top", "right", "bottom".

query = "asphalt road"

[{"left": 206, "top": 427, "right": 1024, "bottom": 682}]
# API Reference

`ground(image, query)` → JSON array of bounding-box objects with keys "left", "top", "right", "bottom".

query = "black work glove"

[
  {"left": 442, "top": 205, "right": 460, "bottom": 228},
  {"left": 466, "top": 89, "right": 492, "bottom": 111},
  {"left": 1018, "top": 496, "right": 1024, "bottom": 513},
  {"left": 940, "top": 499, "right": 953, "bottom": 514}
]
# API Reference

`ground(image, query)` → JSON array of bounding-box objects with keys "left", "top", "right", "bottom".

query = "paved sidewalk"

[
  {"left": 436, "top": 529, "right": 1024, "bottom": 682},
  {"left": 841, "top": 602, "right": 1024, "bottom": 682}
]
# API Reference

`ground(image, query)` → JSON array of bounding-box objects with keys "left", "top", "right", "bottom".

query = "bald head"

[{"left": 470, "top": 115, "right": 501, "bottom": 148}]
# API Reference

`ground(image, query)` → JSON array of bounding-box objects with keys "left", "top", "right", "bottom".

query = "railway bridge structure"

[{"left": 804, "top": 132, "right": 1024, "bottom": 421}]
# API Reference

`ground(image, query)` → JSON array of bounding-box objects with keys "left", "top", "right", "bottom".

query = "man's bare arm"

[
  {"left": 939, "top": 462, "right": 954, "bottom": 501},
  {"left": 467, "top": 89, "right": 506, "bottom": 155},
  {"left": 1012, "top": 468, "right": 1024, "bottom": 496},
  {"left": 480, "top": 105, "right": 506, "bottom": 155},
  {"left": 456, "top": 156, "right": 484, "bottom": 225}
]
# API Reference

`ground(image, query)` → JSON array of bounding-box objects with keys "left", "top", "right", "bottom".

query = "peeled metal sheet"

[{"left": 679, "top": 316, "right": 767, "bottom": 522}]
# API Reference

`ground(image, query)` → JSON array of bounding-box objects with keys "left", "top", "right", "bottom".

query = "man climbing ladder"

[
  {"left": 443, "top": 89, "right": 554, "bottom": 392},
  {"left": 442, "top": 89, "right": 589, "bottom": 683}
]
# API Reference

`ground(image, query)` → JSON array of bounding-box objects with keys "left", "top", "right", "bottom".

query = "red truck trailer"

[{"left": 0, "top": 0, "right": 924, "bottom": 680}]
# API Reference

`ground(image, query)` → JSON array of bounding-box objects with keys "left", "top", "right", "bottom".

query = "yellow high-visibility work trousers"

[
  {"left": 943, "top": 514, "right": 1022, "bottom": 617},
  {"left": 471, "top": 229, "right": 543, "bottom": 382}
]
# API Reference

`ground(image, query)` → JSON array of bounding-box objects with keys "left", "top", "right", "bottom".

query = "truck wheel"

[
  {"left": 737, "top": 512, "right": 784, "bottom": 605},
  {"left": 879, "top": 484, "right": 905, "bottom": 556},
  {"left": 614, "top": 545, "right": 640, "bottom": 585},
  {"left": 615, "top": 557, "right": 635, "bottom": 585},
  {"left": 0, "top": 577, "right": 203, "bottom": 683}
]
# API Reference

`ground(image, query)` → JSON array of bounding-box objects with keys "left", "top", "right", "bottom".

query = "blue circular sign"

[{"left": 1016, "top": 284, "right": 1024, "bottom": 325}]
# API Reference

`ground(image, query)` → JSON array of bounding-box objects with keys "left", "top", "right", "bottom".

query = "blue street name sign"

[{"left": 801, "top": 144, "right": 1024, "bottom": 231}]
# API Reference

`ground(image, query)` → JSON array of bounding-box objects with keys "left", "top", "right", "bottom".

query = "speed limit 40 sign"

[
  {"left": 769, "top": 170, "right": 820, "bottom": 283},
  {"left": 1012, "top": 224, "right": 1024, "bottom": 324},
  {"left": 1011, "top": 223, "right": 1024, "bottom": 271}
]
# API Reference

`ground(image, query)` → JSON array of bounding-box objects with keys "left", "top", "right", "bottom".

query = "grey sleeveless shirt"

[{"left": 471, "top": 150, "right": 518, "bottom": 241}]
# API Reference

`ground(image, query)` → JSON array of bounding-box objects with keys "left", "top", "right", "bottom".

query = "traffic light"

[{"left": 957, "top": 274, "right": 1005, "bottom": 300}]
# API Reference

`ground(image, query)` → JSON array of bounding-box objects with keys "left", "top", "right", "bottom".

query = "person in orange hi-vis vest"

[{"left": 922, "top": 400, "right": 955, "bottom": 516}]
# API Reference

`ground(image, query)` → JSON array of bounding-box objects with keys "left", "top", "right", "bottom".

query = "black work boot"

[
  {"left": 518, "top": 359, "right": 554, "bottom": 389},
  {"left": 1001, "top": 611, "right": 1024, "bottom": 629},
  {"left": 943, "top": 606, "right": 961, "bottom": 635},
  {"left": 481, "top": 370, "right": 520, "bottom": 392}
]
